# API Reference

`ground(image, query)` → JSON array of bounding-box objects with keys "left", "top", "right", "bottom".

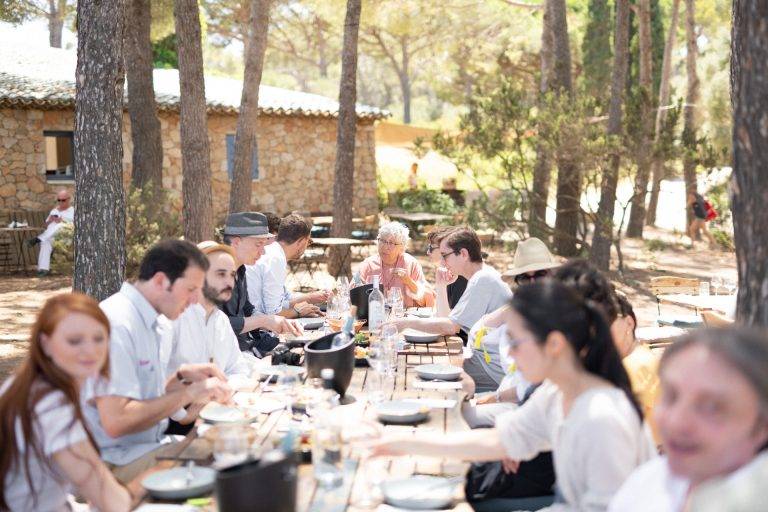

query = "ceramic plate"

[
  {"left": 232, "top": 393, "right": 285, "bottom": 414},
  {"left": 401, "top": 328, "right": 440, "bottom": 344},
  {"left": 141, "top": 466, "right": 216, "bottom": 500},
  {"left": 415, "top": 363, "right": 462, "bottom": 382},
  {"left": 376, "top": 400, "right": 430, "bottom": 425},
  {"left": 381, "top": 475, "right": 454, "bottom": 510},
  {"left": 199, "top": 403, "right": 255, "bottom": 424},
  {"left": 407, "top": 307, "right": 434, "bottom": 318}
]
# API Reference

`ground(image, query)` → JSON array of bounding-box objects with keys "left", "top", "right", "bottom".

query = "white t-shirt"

[
  {"left": 495, "top": 382, "right": 656, "bottom": 512},
  {"left": 1, "top": 379, "right": 87, "bottom": 512},
  {"left": 168, "top": 304, "right": 251, "bottom": 378},
  {"left": 608, "top": 456, "right": 689, "bottom": 512},
  {"left": 246, "top": 242, "right": 291, "bottom": 315},
  {"left": 449, "top": 265, "right": 511, "bottom": 334},
  {"left": 48, "top": 206, "right": 75, "bottom": 223}
]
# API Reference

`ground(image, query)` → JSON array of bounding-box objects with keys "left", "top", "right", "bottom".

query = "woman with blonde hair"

[{"left": 0, "top": 293, "right": 130, "bottom": 511}]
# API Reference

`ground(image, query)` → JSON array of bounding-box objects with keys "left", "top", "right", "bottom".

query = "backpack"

[{"left": 704, "top": 200, "right": 718, "bottom": 221}]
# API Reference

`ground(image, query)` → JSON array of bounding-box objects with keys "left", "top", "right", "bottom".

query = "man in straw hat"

[
  {"left": 220, "top": 212, "right": 302, "bottom": 358},
  {"left": 502, "top": 237, "right": 561, "bottom": 287}
]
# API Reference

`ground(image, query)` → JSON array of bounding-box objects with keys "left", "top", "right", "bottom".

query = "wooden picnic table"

[
  {"left": 133, "top": 334, "right": 471, "bottom": 511},
  {"left": 657, "top": 293, "right": 735, "bottom": 315}
]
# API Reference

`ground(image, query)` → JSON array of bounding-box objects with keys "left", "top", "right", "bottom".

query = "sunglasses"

[
  {"left": 514, "top": 269, "right": 550, "bottom": 285},
  {"left": 57, "top": 198, "right": 70, "bottom": 202}
]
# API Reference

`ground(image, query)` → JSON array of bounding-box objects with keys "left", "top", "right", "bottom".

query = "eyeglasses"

[
  {"left": 56, "top": 198, "right": 69, "bottom": 202},
  {"left": 426, "top": 244, "right": 438, "bottom": 255},
  {"left": 377, "top": 238, "right": 402, "bottom": 248},
  {"left": 514, "top": 270, "right": 550, "bottom": 285},
  {"left": 439, "top": 250, "right": 458, "bottom": 261}
]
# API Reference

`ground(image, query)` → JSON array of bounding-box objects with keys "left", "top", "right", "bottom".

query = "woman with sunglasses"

[
  {"left": 0, "top": 293, "right": 130, "bottom": 511},
  {"left": 371, "top": 280, "right": 655, "bottom": 511},
  {"left": 357, "top": 221, "right": 435, "bottom": 308}
]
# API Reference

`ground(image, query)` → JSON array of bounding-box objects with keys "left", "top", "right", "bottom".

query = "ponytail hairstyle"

[
  {"left": 0, "top": 292, "right": 110, "bottom": 510},
  {"left": 510, "top": 281, "right": 644, "bottom": 422}
]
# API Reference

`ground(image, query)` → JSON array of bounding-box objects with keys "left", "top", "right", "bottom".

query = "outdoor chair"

[
  {"left": 649, "top": 276, "right": 703, "bottom": 327},
  {"left": 288, "top": 247, "right": 326, "bottom": 290},
  {"left": 351, "top": 214, "right": 379, "bottom": 240}
]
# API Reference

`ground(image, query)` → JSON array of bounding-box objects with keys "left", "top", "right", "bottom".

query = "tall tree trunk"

[
  {"left": 175, "top": 0, "right": 214, "bottom": 242},
  {"left": 590, "top": 0, "right": 630, "bottom": 270},
  {"left": 550, "top": 0, "right": 579, "bottom": 256},
  {"left": 626, "top": 0, "right": 654, "bottom": 237},
  {"left": 529, "top": 0, "right": 554, "bottom": 240},
  {"left": 229, "top": 0, "right": 273, "bottom": 214},
  {"left": 48, "top": 0, "right": 64, "bottom": 48},
  {"left": 328, "top": 0, "right": 362, "bottom": 278},
  {"left": 399, "top": 38, "right": 411, "bottom": 125},
  {"left": 73, "top": 0, "right": 126, "bottom": 300},
  {"left": 647, "top": 0, "right": 681, "bottom": 226},
  {"left": 730, "top": 0, "right": 768, "bottom": 325},
  {"left": 681, "top": 0, "right": 699, "bottom": 228},
  {"left": 125, "top": 0, "right": 163, "bottom": 192}
]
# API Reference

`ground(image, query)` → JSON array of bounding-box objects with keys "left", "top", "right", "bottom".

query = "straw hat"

[{"left": 503, "top": 238, "right": 560, "bottom": 278}]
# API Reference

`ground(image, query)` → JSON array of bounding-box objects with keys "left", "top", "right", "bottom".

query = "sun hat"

[
  {"left": 503, "top": 238, "right": 561, "bottom": 278},
  {"left": 223, "top": 212, "right": 274, "bottom": 238}
]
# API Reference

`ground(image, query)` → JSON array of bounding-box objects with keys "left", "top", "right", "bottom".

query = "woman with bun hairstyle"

[
  {"left": 0, "top": 293, "right": 130, "bottom": 511},
  {"left": 370, "top": 281, "right": 655, "bottom": 511}
]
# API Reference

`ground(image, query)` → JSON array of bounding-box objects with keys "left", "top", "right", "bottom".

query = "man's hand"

[
  {"left": 264, "top": 315, "right": 304, "bottom": 336},
  {"left": 308, "top": 290, "right": 331, "bottom": 304},
  {"left": 295, "top": 302, "right": 322, "bottom": 318},
  {"left": 185, "top": 377, "right": 233, "bottom": 404},
  {"left": 436, "top": 267, "right": 457, "bottom": 286},
  {"left": 502, "top": 458, "right": 520, "bottom": 474},
  {"left": 177, "top": 363, "right": 227, "bottom": 383}
]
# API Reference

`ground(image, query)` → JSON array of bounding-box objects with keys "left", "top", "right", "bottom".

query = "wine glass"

[{"left": 213, "top": 424, "right": 251, "bottom": 467}]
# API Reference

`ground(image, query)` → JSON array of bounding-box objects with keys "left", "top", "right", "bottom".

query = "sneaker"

[
  {"left": 26, "top": 237, "right": 40, "bottom": 247},
  {"left": 36, "top": 269, "right": 49, "bottom": 277}
]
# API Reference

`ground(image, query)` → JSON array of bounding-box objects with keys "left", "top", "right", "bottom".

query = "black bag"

[
  {"left": 464, "top": 452, "right": 555, "bottom": 502},
  {"left": 239, "top": 329, "right": 281, "bottom": 358}
]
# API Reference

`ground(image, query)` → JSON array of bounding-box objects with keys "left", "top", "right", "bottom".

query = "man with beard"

[{"left": 167, "top": 241, "right": 252, "bottom": 381}]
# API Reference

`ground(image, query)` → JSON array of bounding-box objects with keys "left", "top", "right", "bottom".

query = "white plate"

[
  {"left": 401, "top": 328, "right": 440, "bottom": 344},
  {"left": 381, "top": 475, "right": 454, "bottom": 510},
  {"left": 232, "top": 393, "right": 285, "bottom": 414},
  {"left": 415, "top": 363, "right": 462, "bottom": 382},
  {"left": 407, "top": 307, "right": 434, "bottom": 318},
  {"left": 199, "top": 403, "right": 256, "bottom": 424},
  {"left": 141, "top": 466, "right": 216, "bottom": 500},
  {"left": 376, "top": 400, "right": 429, "bottom": 424}
]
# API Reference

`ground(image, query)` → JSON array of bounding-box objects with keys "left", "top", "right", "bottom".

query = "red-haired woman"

[{"left": 0, "top": 293, "right": 130, "bottom": 511}]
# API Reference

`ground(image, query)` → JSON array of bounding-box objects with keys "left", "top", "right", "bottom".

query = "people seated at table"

[
  {"left": 357, "top": 221, "right": 435, "bottom": 308},
  {"left": 168, "top": 241, "right": 252, "bottom": 379},
  {"left": 554, "top": 259, "right": 661, "bottom": 444},
  {"left": 372, "top": 280, "right": 655, "bottom": 511},
  {"left": 426, "top": 226, "right": 467, "bottom": 319},
  {"left": 247, "top": 213, "right": 329, "bottom": 319},
  {"left": 220, "top": 212, "right": 302, "bottom": 358},
  {"left": 392, "top": 227, "right": 511, "bottom": 392},
  {"left": 461, "top": 238, "right": 560, "bottom": 394},
  {"left": 0, "top": 293, "right": 130, "bottom": 512},
  {"left": 609, "top": 327, "right": 768, "bottom": 511},
  {"left": 27, "top": 189, "right": 74, "bottom": 277},
  {"left": 83, "top": 240, "right": 233, "bottom": 483}
]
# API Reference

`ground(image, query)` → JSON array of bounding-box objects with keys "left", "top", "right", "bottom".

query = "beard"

[{"left": 203, "top": 283, "right": 232, "bottom": 306}]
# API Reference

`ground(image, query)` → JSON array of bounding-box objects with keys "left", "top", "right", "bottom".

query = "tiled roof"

[{"left": 0, "top": 44, "right": 389, "bottom": 120}]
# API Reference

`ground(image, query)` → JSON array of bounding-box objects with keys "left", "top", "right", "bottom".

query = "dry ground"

[{"left": 0, "top": 226, "right": 735, "bottom": 381}]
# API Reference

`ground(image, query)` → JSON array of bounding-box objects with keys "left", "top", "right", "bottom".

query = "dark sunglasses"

[
  {"left": 514, "top": 269, "right": 550, "bottom": 285},
  {"left": 57, "top": 198, "right": 69, "bottom": 202}
]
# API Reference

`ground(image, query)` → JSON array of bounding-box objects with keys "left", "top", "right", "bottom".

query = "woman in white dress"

[
  {"left": 0, "top": 293, "right": 130, "bottom": 511},
  {"left": 609, "top": 327, "right": 768, "bottom": 512},
  {"left": 371, "top": 280, "right": 655, "bottom": 511}
]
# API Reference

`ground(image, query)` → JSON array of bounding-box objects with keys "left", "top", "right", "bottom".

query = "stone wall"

[{"left": 0, "top": 107, "right": 379, "bottom": 223}]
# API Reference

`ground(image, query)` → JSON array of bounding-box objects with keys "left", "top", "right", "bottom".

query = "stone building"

[{"left": 0, "top": 44, "right": 387, "bottom": 222}]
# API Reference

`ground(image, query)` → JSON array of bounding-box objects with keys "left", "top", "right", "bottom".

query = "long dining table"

[{"left": 132, "top": 334, "right": 474, "bottom": 511}]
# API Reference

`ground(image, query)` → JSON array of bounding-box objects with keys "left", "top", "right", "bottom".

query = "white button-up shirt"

[
  {"left": 167, "top": 303, "right": 251, "bottom": 378},
  {"left": 83, "top": 282, "right": 174, "bottom": 466},
  {"left": 246, "top": 242, "right": 291, "bottom": 315}
]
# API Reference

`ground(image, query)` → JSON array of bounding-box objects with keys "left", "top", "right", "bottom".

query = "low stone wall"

[{"left": 0, "top": 107, "right": 379, "bottom": 223}]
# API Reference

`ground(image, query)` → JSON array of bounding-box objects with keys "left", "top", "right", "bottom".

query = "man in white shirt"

[
  {"left": 169, "top": 241, "right": 252, "bottom": 379},
  {"left": 83, "top": 239, "right": 232, "bottom": 483},
  {"left": 246, "top": 213, "right": 329, "bottom": 318},
  {"left": 28, "top": 189, "right": 74, "bottom": 276}
]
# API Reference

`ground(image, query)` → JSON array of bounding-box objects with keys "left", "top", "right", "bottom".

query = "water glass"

[
  {"left": 386, "top": 288, "right": 405, "bottom": 318},
  {"left": 213, "top": 424, "right": 251, "bottom": 467}
]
